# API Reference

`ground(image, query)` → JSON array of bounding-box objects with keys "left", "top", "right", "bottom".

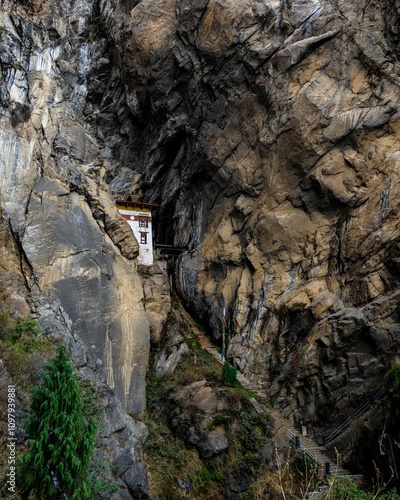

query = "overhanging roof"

[{"left": 117, "top": 199, "right": 160, "bottom": 209}]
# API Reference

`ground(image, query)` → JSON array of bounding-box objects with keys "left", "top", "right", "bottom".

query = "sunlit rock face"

[
  {"left": 0, "top": 0, "right": 149, "bottom": 415},
  {"left": 97, "top": 0, "right": 400, "bottom": 422},
  {"left": 1, "top": 0, "right": 400, "bottom": 434}
]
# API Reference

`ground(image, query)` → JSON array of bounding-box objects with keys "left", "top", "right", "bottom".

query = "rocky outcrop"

[
  {"left": 0, "top": 204, "right": 30, "bottom": 317},
  {"left": 0, "top": 1, "right": 154, "bottom": 495},
  {"left": 95, "top": 0, "right": 400, "bottom": 424},
  {"left": 0, "top": 0, "right": 149, "bottom": 415},
  {"left": 2, "top": 0, "right": 400, "bottom": 489},
  {"left": 140, "top": 260, "right": 171, "bottom": 343},
  {"left": 168, "top": 380, "right": 230, "bottom": 459}
]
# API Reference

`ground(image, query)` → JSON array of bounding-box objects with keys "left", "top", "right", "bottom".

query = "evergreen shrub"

[
  {"left": 21, "top": 346, "right": 97, "bottom": 499},
  {"left": 222, "top": 361, "right": 238, "bottom": 386}
]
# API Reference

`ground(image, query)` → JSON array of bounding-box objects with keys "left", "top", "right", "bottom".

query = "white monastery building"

[{"left": 117, "top": 199, "right": 156, "bottom": 265}]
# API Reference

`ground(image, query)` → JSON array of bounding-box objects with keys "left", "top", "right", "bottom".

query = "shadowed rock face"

[
  {"left": 1, "top": 0, "right": 400, "bottom": 431},
  {"left": 97, "top": 0, "right": 400, "bottom": 421}
]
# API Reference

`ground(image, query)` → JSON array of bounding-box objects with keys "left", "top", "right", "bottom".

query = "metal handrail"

[
  {"left": 287, "top": 430, "right": 325, "bottom": 468},
  {"left": 324, "top": 388, "right": 385, "bottom": 444}
]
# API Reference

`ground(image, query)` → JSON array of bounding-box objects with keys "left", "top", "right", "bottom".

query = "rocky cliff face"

[
  {"left": 1, "top": 0, "right": 400, "bottom": 481},
  {"left": 0, "top": 0, "right": 149, "bottom": 415},
  {"left": 99, "top": 0, "right": 400, "bottom": 424},
  {"left": 0, "top": 1, "right": 154, "bottom": 494}
]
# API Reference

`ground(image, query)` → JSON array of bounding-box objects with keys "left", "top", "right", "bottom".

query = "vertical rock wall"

[
  {"left": 2, "top": 0, "right": 399, "bottom": 431},
  {"left": 99, "top": 0, "right": 400, "bottom": 423},
  {"left": 0, "top": 0, "right": 149, "bottom": 415}
]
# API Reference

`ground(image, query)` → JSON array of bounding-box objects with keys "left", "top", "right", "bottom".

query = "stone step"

[
  {"left": 255, "top": 409, "right": 353, "bottom": 475},
  {"left": 187, "top": 312, "right": 361, "bottom": 481}
]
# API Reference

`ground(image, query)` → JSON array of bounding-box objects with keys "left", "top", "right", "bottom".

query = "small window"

[
  {"left": 140, "top": 232, "right": 147, "bottom": 244},
  {"left": 139, "top": 217, "right": 149, "bottom": 228}
]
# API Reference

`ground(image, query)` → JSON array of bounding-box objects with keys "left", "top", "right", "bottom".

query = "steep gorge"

[{"left": 1, "top": 0, "right": 400, "bottom": 496}]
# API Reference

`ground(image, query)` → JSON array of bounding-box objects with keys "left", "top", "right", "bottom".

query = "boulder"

[{"left": 122, "top": 463, "right": 149, "bottom": 499}]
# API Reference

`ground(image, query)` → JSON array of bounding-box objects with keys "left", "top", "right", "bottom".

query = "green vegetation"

[
  {"left": 78, "top": 378, "right": 104, "bottom": 422},
  {"left": 140, "top": 268, "right": 154, "bottom": 277},
  {"left": 221, "top": 361, "right": 238, "bottom": 386},
  {"left": 87, "top": 459, "right": 119, "bottom": 498},
  {"left": 244, "top": 449, "right": 400, "bottom": 499},
  {"left": 144, "top": 326, "right": 272, "bottom": 498},
  {"left": 15, "top": 319, "right": 42, "bottom": 336},
  {"left": 0, "top": 313, "right": 55, "bottom": 390},
  {"left": 21, "top": 346, "right": 98, "bottom": 499},
  {"left": 88, "top": 16, "right": 107, "bottom": 41},
  {"left": 144, "top": 344, "right": 220, "bottom": 496},
  {"left": 0, "top": 312, "right": 117, "bottom": 498},
  {"left": 328, "top": 476, "right": 400, "bottom": 500},
  {"left": 384, "top": 364, "right": 400, "bottom": 439},
  {"left": 0, "top": 313, "right": 57, "bottom": 493},
  {"left": 144, "top": 309, "right": 400, "bottom": 499},
  {"left": 197, "top": 460, "right": 226, "bottom": 488},
  {"left": 238, "top": 405, "right": 271, "bottom": 453}
]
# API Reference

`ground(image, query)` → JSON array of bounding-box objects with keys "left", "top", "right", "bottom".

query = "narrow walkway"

[{"left": 184, "top": 309, "right": 356, "bottom": 478}]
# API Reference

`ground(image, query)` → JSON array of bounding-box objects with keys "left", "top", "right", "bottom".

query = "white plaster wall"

[{"left": 119, "top": 209, "right": 154, "bottom": 265}]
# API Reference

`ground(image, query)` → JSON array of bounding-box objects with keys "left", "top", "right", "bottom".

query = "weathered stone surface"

[
  {"left": 0, "top": 204, "right": 30, "bottom": 316},
  {"left": 122, "top": 463, "right": 149, "bottom": 499},
  {"left": 140, "top": 261, "right": 172, "bottom": 343},
  {"left": 154, "top": 340, "right": 189, "bottom": 377},
  {"left": 197, "top": 425, "right": 229, "bottom": 459},
  {"left": 88, "top": 189, "right": 140, "bottom": 260},
  {"left": 2, "top": 0, "right": 400, "bottom": 488},
  {"left": 227, "top": 473, "right": 250, "bottom": 494},
  {"left": 152, "top": 300, "right": 195, "bottom": 376},
  {"left": 98, "top": 0, "right": 400, "bottom": 426},
  {"left": 0, "top": 0, "right": 150, "bottom": 417},
  {"left": 168, "top": 381, "right": 230, "bottom": 458},
  {"left": 0, "top": 3, "right": 153, "bottom": 497}
]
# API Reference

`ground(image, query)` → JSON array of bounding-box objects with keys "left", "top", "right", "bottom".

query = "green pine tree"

[{"left": 21, "top": 345, "right": 97, "bottom": 499}]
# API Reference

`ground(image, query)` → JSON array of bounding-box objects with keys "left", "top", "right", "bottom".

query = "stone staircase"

[
  {"left": 252, "top": 400, "right": 353, "bottom": 476},
  {"left": 284, "top": 426, "right": 351, "bottom": 476},
  {"left": 186, "top": 311, "right": 360, "bottom": 480},
  {"left": 202, "top": 347, "right": 352, "bottom": 476},
  {"left": 324, "top": 388, "right": 385, "bottom": 445}
]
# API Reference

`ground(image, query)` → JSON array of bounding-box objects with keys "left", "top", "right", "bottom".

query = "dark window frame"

[{"left": 139, "top": 217, "right": 149, "bottom": 228}]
